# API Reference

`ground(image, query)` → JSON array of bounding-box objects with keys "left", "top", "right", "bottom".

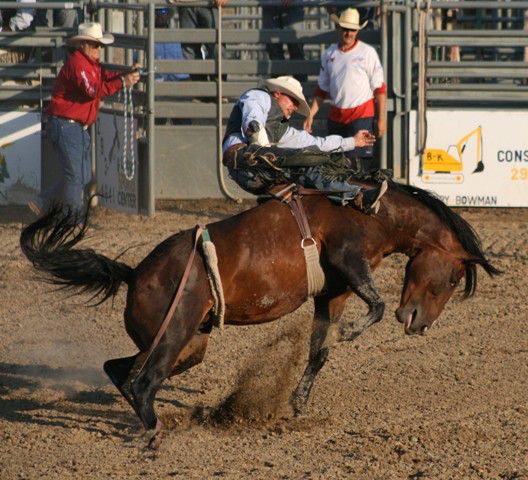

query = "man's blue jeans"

[
  {"left": 40, "top": 116, "right": 91, "bottom": 215},
  {"left": 302, "top": 167, "right": 362, "bottom": 202}
]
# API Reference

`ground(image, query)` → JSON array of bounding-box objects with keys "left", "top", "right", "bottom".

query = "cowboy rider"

[{"left": 222, "top": 76, "right": 388, "bottom": 214}]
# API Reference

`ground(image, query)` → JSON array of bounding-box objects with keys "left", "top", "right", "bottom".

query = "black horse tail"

[{"left": 20, "top": 205, "right": 133, "bottom": 304}]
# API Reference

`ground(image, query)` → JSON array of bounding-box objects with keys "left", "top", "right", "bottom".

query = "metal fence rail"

[{"left": 1, "top": 0, "right": 527, "bottom": 210}]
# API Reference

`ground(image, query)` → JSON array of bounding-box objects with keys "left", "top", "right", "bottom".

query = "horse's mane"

[{"left": 388, "top": 180, "right": 501, "bottom": 297}]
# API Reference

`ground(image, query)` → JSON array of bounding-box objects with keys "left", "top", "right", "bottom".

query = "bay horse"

[{"left": 19, "top": 181, "right": 499, "bottom": 448}]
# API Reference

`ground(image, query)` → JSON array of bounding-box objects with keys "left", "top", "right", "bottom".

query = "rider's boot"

[{"left": 352, "top": 180, "right": 388, "bottom": 215}]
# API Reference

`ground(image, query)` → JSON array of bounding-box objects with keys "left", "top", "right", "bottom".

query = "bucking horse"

[{"left": 19, "top": 180, "right": 499, "bottom": 448}]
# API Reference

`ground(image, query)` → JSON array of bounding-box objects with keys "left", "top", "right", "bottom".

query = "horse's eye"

[{"left": 449, "top": 271, "right": 461, "bottom": 288}]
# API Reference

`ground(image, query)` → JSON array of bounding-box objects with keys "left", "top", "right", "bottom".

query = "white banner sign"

[
  {"left": 409, "top": 110, "right": 528, "bottom": 207},
  {"left": 95, "top": 113, "right": 138, "bottom": 214},
  {"left": 0, "top": 112, "right": 41, "bottom": 205}
]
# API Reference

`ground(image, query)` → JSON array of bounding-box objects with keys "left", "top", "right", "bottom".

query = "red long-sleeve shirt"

[{"left": 47, "top": 49, "right": 124, "bottom": 126}]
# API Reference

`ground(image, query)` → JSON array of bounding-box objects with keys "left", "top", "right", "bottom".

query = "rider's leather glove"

[
  {"left": 245, "top": 120, "right": 260, "bottom": 137},
  {"left": 245, "top": 121, "right": 271, "bottom": 147}
]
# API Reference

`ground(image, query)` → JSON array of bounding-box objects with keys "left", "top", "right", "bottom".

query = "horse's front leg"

[
  {"left": 339, "top": 259, "right": 385, "bottom": 342},
  {"left": 291, "top": 292, "right": 350, "bottom": 416}
]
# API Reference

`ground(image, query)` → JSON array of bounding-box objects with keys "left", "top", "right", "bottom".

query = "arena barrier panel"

[{"left": 1, "top": 1, "right": 527, "bottom": 211}]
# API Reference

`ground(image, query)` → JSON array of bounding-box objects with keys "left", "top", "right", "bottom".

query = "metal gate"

[{"left": 1, "top": 0, "right": 527, "bottom": 212}]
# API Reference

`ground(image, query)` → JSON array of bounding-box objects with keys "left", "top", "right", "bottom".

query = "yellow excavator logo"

[{"left": 421, "top": 126, "right": 484, "bottom": 184}]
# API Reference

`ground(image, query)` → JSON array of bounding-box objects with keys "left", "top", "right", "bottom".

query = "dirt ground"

[{"left": 1, "top": 201, "right": 527, "bottom": 480}]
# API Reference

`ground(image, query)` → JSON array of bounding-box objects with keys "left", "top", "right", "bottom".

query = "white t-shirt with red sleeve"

[{"left": 315, "top": 41, "right": 386, "bottom": 125}]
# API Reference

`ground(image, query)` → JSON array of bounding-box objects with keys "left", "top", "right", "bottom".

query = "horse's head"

[
  {"left": 395, "top": 248, "right": 466, "bottom": 335},
  {"left": 389, "top": 183, "right": 501, "bottom": 335}
]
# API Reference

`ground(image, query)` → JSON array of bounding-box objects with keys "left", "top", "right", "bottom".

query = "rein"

[{"left": 135, "top": 225, "right": 204, "bottom": 377}]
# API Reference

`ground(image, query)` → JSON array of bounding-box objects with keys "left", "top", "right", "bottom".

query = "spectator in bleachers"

[
  {"left": 7, "top": 0, "right": 35, "bottom": 31},
  {"left": 34, "top": 0, "right": 80, "bottom": 29},
  {"left": 154, "top": 6, "right": 190, "bottom": 125},
  {"left": 304, "top": 8, "right": 386, "bottom": 173},
  {"left": 0, "top": 0, "right": 35, "bottom": 66},
  {"left": 432, "top": 7, "right": 460, "bottom": 63},
  {"left": 262, "top": 0, "right": 306, "bottom": 82},
  {"left": 28, "top": 22, "right": 140, "bottom": 218},
  {"left": 154, "top": 6, "right": 189, "bottom": 83},
  {"left": 169, "top": 0, "right": 227, "bottom": 83},
  {"left": 33, "top": 0, "right": 81, "bottom": 63}
]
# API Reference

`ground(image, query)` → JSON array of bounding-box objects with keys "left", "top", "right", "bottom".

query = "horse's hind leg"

[
  {"left": 291, "top": 292, "right": 349, "bottom": 416},
  {"left": 103, "top": 331, "right": 210, "bottom": 445},
  {"left": 129, "top": 301, "right": 211, "bottom": 448},
  {"left": 104, "top": 353, "right": 144, "bottom": 419},
  {"left": 169, "top": 323, "right": 212, "bottom": 377}
]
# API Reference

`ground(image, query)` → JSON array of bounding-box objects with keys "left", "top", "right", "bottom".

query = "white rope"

[
  {"left": 201, "top": 237, "right": 226, "bottom": 331},
  {"left": 122, "top": 85, "right": 135, "bottom": 181},
  {"left": 303, "top": 241, "right": 326, "bottom": 297}
]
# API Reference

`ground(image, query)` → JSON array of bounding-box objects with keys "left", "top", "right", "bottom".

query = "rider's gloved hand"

[{"left": 245, "top": 121, "right": 271, "bottom": 147}]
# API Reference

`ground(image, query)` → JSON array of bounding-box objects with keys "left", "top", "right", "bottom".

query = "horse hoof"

[
  {"left": 147, "top": 432, "right": 162, "bottom": 450},
  {"left": 338, "top": 327, "right": 358, "bottom": 343},
  {"left": 293, "top": 406, "right": 306, "bottom": 417},
  {"left": 290, "top": 399, "right": 306, "bottom": 417},
  {"left": 144, "top": 418, "right": 163, "bottom": 450}
]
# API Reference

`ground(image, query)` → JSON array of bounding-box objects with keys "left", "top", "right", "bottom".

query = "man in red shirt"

[{"left": 29, "top": 22, "right": 140, "bottom": 217}]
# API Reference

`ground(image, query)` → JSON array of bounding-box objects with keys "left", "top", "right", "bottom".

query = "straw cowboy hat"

[
  {"left": 68, "top": 22, "right": 115, "bottom": 46},
  {"left": 330, "top": 8, "right": 368, "bottom": 30},
  {"left": 262, "top": 76, "right": 311, "bottom": 117}
]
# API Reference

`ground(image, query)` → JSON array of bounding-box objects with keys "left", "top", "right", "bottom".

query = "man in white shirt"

[
  {"left": 223, "top": 76, "right": 387, "bottom": 214},
  {"left": 304, "top": 8, "right": 387, "bottom": 173}
]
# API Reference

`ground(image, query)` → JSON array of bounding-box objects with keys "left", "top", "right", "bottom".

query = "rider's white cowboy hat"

[
  {"left": 68, "top": 22, "right": 115, "bottom": 45},
  {"left": 331, "top": 8, "right": 368, "bottom": 30},
  {"left": 262, "top": 76, "right": 311, "bottom": 117}
]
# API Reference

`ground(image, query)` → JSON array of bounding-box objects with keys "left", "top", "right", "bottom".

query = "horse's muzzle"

[{"left": 395, "top": 305, "right": 427, "bottom": 335}]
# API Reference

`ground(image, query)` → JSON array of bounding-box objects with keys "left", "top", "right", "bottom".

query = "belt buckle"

[{"left": 65, "top": 118, "right": 87, "bottom": 130}]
